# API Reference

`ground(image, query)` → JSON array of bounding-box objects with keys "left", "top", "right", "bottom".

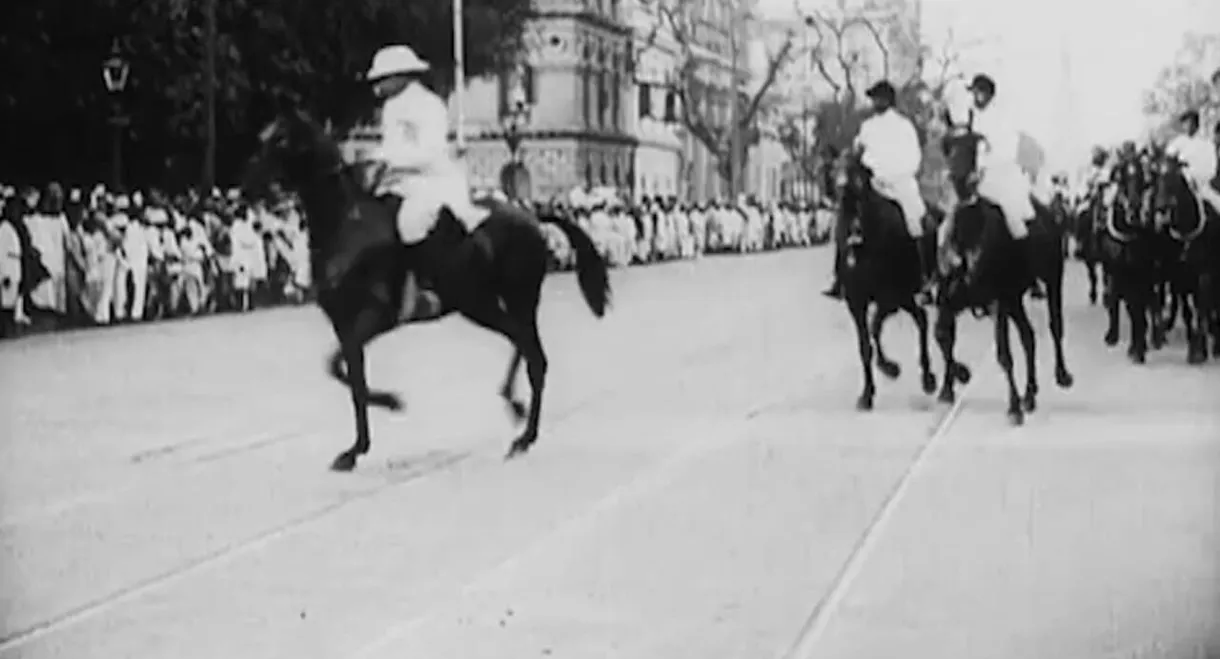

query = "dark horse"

[
  {"left": 1096, "top": 150, "right": 1161, "bottom": 362},
  {"left": 1072, "top": 177, "right": 1107, "bottom": 304},
  {"left": 936, "top": 126, "right": 1074, "bottom": 425},
  {"left": 247, "top": 108, "right": 611, "bottom": 470},
  {"left": 1151, "top": 155, "right": 1220, "bottom": 363},
  {"left": 835, "top": 151, "right": 940, "bottom": 410}
]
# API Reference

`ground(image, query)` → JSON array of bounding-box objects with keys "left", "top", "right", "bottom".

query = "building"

[
  {"left": 626, "top": 0, "right": 684, "bottom": 201},
  {"left": 453, "top": 0, "right": 638, "bottom": 202}
]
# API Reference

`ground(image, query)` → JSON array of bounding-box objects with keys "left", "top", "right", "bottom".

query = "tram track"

[{"left": 0, "top": 289, "right": 791, "bottom": 653}]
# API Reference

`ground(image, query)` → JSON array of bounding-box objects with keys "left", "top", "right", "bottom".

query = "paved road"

[{"left": 1, "top": 248, "right": 1217, "bottom": 659}]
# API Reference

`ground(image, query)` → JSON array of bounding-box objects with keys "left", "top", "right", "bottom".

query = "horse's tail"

[{"left": 538, "top": 214, "right": 611, "bottom": 318}]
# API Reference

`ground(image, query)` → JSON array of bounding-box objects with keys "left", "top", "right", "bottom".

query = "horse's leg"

[
  {"left": 1150, "top": 264, "right": 1167, "bottom": 350},
  {"left": 1125, "top": 268, "right": 1150, "bottom": 364},
  {"left": 933, "top": 305, "right": 971, "bottom": 404},
  {"left": 499, "top": 350, "right": 527, "bottom": 421},
  {"left": 869, "top": 303, "right": 901, "bottom": 380},
  {"left": 850, "top": 298, "right": 876, "bottom": 411},
  {"left": 1103, "top": 268, "right": 1121, "bottom": 346},
  {"left": 458, "top": 294, "right": 548, "bottom": 458},
  {"left": 1043, "top": 266, "right": 1074, "bottom": 389},
  {"left": 900, "top": 299, "right": 938, "bottom": 394},
  {"left": 1086, "top": 256, "right": 1099, "bottom": 304},
  {"left": 1189, "top": 270, "right": 1214, "bottom": 364},
  {"left": 993, "top": 303, "right": 1024, "bottom": 426},
  {"left": 1010, "top": 300, "right": 1038, "bottom": 412},
  {"left": 507, "top": 320, "right": 547, "bottom": 457},
  {"left": 330, "top": 341, "right": 372, "bottom": 472}
]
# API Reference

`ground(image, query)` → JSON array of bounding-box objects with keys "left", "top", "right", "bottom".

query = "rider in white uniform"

[
  {"left": 1165, "top": 110, "right": 1220, "bottom": 215},
  {"left": 938, "top": 74, "right": 1035, "bottom": 251},
  {"left": 824, "top": 80, "right": 934, "bottom": 301},
  {"left": 329, "top": 45, "right": 489, "bottom": 315}
]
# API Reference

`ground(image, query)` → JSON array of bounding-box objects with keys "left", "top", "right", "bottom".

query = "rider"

[
  {"left": 1165, "top": 110, "right": 1220, "bottom": 215},
  {"left": 327, "top": 45, "right": 488, "bottom": 314},
  {"left": 822, "top": 80, "right": 934, "bottom": 302},
  {"left": 938, "top": 74, "right": 1035, "bottom": 260}
]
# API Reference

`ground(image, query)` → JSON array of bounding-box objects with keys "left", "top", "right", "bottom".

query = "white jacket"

[
  {"left": 856, "top": 109, "right": 921, "bottom": 181},
  {"left": 1166, "top": 133, "right": 1218, "bottom": 186},
  {"left": 971, "top": 103, "right": 1021, "bottom": 174}
]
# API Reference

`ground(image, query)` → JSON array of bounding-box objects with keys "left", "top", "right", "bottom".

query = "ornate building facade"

[{"left": 456, "top": 0, "right": 638, "bottom": 202}]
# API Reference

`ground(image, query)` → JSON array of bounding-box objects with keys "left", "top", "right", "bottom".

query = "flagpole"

[{"left": 453, "top": 0, "right": 466, "bottom": 154}]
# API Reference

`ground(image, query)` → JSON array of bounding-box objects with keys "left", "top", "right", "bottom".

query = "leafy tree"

[
  {"left": 779, "top": 0, "right": 970, "bottom": 204},
  {"left": 639, "top": 0, "right": 796, "bottom": 197},
  {"left": 1142, "top": 31, "right": 1220, "bottom": 140},
  {"left": 0, "top": 0, "right": 530, "bottom": 188}
]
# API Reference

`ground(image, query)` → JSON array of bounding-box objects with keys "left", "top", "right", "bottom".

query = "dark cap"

[
  {"left": 865, "top": 80, "right": 897, "bottom": 104},
  {"left": 967, "top": 74, "right": 996, "bottom": 95}
]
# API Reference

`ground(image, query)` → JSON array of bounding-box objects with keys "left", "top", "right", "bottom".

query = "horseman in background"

[
  {"left": 938, "top": 74, "right": 1035, "bottom": 260},
  {"left": 823, "top": 80, "right": 935, "bottom": 303},
  {"left": 326, "top": 44, "right": 490, "bottom": 317},
  {"left": 1165, "top": 110, "right": 1220, "bottom": 215}
]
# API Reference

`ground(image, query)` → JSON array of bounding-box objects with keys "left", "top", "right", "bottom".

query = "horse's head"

[
  {"left": 837, "top": 149, "right": 874, "bottom": 213},
  {"left": 1152, "top": 153, "right": 1189, "bottom": 214},
  {"left": 247, "top": 108, "right": 343, "bottom": 195},
  {"left": 1110, "top": 150, "right": 1152, "bottom": 227}
]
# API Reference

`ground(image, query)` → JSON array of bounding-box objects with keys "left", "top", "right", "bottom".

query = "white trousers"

[
  {"left": 976, "top": 164, "right": 1033, "bottom": 239},
  {"left": 872, "top": 175, "right": 926, "bottom": 237},
  {"left": 376, "top": 164, "right": 490, "bottom": 244}
]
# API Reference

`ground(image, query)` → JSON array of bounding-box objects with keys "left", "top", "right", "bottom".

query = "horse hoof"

[
  {"left": 369, "top": 392, "right": 405, "bottom": 412},
  {"left": 1055, "top": 369, "right": 1074, "bottom": 389},
  {"left": 331, "top": 451, "right": 358, "bottom": 472},
  {"left": 1103, "top": 332, "right": 1119, "bottom": 347},
  {"left": 1129, "top": 351, "right": 1146, "bottom": 365},
  {"left": 1187, "top": 351, "right": 1206, "bottom": 365},
  {"left": 937, "top": 389, "right": 955, "bottom": 405},
  {"left": 1007, "top": 410, "right": 1025, "bottom": 426},
  {"left": 856, "top": 395, "right": 874, "bottom": 411},
  {"left": 878, "top": 361, "right": 901, "bottom": 379},
  {"left": 921, "top": 372, "right": 938, "bottom": 394},
  {"left": 505, "top": 399, "right": 527, "bottom": 422},
  {"left": 505, "top": 437, "right": 534, "bottom": 460},
  {"left": 1023, "top": 394, "right": 1037, "bottom": 413},
  {"left": 953, "top": 363, "right": 972, "bottom": 385}
]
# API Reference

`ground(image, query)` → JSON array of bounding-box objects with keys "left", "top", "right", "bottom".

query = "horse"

[
  {"left": 833, "top": 151, "right": 940, "bottom": 411},
  {"left": 1070, "top": 184, "right": 1107, "bottom": 304},
  {"left": 936, "top": 126, "right": 1074, "bottom": 425},
  {"left": 1095, "top": 149, "right": 1160, "bottom": 363},
  {"left": 1151, "top": 154, "right": 1220, "bottom": 363},
  {"left": 246, "top": 107, "right": 611, "bottom": 470}
]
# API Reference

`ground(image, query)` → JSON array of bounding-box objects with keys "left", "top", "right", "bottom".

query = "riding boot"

[
  {"left": 915, "top": 235, "right": 936, "bottom": 306},
  {"left": 822, "top": 248, "right": 844, "bottom": 299}
]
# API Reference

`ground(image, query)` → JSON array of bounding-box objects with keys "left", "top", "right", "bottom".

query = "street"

[{"left": 1, "top": 247, "right": 1217, "bottom": 659}]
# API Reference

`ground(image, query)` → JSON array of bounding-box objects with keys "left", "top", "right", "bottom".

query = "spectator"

[{"left": 25, "top": 183, "right": 71, "bottom": 328}]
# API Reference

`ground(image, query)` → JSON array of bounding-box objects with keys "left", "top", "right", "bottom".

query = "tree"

[
  {"left": 640, "top": 0, "right": 797, "bottom": 197},
  {"left": 1142, "top": 31, "right": 1220, "bottom": 130},
  {"left": 785, "top": 0, "right": 970, "bottom": 204},
  {"left": 0, "top": 0, "right": 530, "bottom": 188}
]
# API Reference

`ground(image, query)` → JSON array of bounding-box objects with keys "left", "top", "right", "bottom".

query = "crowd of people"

[
  {"left": 0, "top": 183, "right": 313, "bottom": 338},
  {"left": 0, "top": 182, "right": 832, "bottom": 339},
  {"left": 537, "top": 188, "right": 832, "bottom": 270}
]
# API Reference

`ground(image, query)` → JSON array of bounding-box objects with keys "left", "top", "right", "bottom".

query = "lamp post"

[
  {"left": 102, "top": 40, "right": 131, "bottom": 190},
  {"left": 499, "top": 90, "right": 533, "bottom": 201}
]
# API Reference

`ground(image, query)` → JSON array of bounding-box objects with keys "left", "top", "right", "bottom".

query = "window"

[
  {"left": 611, "top": 73, "right": 620, "bottom": 129},
  {"left": 639, "top": 83, "right": 652, "bottom": 119},
  {"left": 598, "top": 71, "right": 608, "bottom": 128},
  {"left": 582, "top": 68, "right": 591, "bottom": 126}
]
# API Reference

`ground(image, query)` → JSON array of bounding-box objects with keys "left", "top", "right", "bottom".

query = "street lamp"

[
  {"left": 102, "top": 40, "right": 131, "bottom": 190},
  {"left": 499, "top": 87, "right": 533, "bottom": 201}
]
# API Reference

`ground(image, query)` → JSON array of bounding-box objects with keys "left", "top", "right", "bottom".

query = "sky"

[{"left": 758, "top": 0, "right": 1217, "bottom": 168}]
